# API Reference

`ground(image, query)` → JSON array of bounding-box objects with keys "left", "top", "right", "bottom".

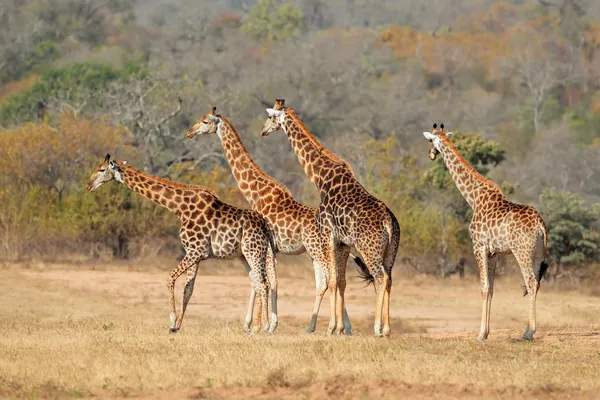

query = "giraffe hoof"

[
  {"left": 522, "top": 331, "right": 535, "bottom": 341},
  {"left": 169, "top": 327, "right": 179, "bottom": 334},
  {"left": 382, "top": 329, "right": 390, "bottom": 338},
  {"left": 306, "top": 326, "right": 316, "bottom": 334},
  {"left": 477, "top": 334, "right": 487, "bottom": 342},
  {"left": 374, "top": 325, "right": 383, "bottom": 337}
]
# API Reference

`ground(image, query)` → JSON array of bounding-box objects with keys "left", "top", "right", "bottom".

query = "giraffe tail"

[
  {"left": 351, "top": 254, "right": 374, "bottom": 287},
  {"left": 262, "top": 224, "right": 278, "bottom": 289}
]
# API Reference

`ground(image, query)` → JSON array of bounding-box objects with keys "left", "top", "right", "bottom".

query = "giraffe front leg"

[
  {"left": 167, "top": 254, "right": 198, "bottom": 334},
  {"left": 474, "top": 245, "right": 493, "bottom": 342}
]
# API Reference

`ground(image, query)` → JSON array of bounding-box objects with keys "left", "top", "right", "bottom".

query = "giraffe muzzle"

[{"left": 185, "top": 129, "right": 197, "bottom": 138}]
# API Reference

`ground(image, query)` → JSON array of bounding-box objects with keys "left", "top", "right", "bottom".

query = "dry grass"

[{"left": 0, "top": 263, "right": 599, "bottom": 399}]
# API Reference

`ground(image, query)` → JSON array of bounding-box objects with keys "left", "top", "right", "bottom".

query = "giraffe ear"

[
  {"left": 109, "top": 160, "right": 120, "bottom": 171},
  {"left": 423, "top": 132, "right": 435, "bottom": 140},
  {"left": 208, "top": 114, "right": 221, "bottom": 123},
  {"left": 266, "top": 108, "right": 282, "bottom": 117},
  {"left": 445, "top": 132, "right": 453, "bottom": 139}
]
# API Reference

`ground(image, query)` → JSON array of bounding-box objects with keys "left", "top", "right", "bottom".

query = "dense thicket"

[{"left": 1, "top": 0, "right": 598, "bottom": 282}]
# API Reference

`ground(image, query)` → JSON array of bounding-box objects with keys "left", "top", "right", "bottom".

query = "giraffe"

[
  {"left": 260, "top": 99, "right": 401, "bottom": 337},
  {"left": 422, "top": 123, "right": 549, "bottom": 341},
  {"left": 86, "top": 154, "right": 278, "bottom": 334},
  {"left": 185, "top": 106, "right": 369, "bottom": 334}
]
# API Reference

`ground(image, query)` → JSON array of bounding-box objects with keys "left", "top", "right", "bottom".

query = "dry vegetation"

[{"left": 1, "top": 261, "right": 599, "bottom": 399}]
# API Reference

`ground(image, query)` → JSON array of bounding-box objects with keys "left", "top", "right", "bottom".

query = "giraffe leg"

[
  {"left": 173, "top": 264, "right": 199, "bottom": 332},
  {"left": 266, "top": 249, "right": 278, "bottom": 334},
  {"left": 485, "top": 255, "right": 497, "bottom": 339},
  {"left": 307, "top": 260, "right": 328, "bottom": 333},
  {"left": 382, "top": 225, "right": 399, "bottom": 337},
  {"left": 474, "top": 244, "right": 492, "bottom": 342},
  {"left": 241, "top": 231, "right": 270, "bottom": 334},
  {"left": 167, "top": 254, "right": 201, "bottom": 334},
  {"left": 241, "top": 258, "right": 255, "bottom": 333},
  {"left": 355, "top": 244, "right": 386, "bottom": 337},
  {"left": 326, "top": 235, "right": 338, "bottom": 335},
  {"left": 244, "top": 289, "right": 256, "bottom": 333},
  {"left": 382, "top": 276, "right": 392, "bottom": 337},
  {"left": 334, "top": 245, "right": 351, "bottom": 335},
  {"left": 514, "top": 238, "right": 543, "bottom": 341},
  {"left": 327, "top": 275, "right": 338, "bottom": 335},
  {"left": 373, "top": 272, "right": 388, "bottom": 337}
]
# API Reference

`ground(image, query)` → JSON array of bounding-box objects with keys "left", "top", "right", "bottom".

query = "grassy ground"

[{"left": 0, "top": 261, "right": 599, "bottom": 399}]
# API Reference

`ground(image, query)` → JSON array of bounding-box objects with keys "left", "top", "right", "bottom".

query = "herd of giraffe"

[{"left": 86, "top": 98, "right": 549, "bottom": 342}]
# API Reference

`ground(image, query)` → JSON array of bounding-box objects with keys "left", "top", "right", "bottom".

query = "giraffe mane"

[
  {"left": 217, "top": 115, "right": 295, "bottom": 197},
  {"left": 285, "top": 108, "right": 356, "bottom": 176},
  {"left": 439, "top": 134, "right": 503, "bottom": 192},
  {"left": 116, "top": 162, "right": 219, "bottom": 197}
]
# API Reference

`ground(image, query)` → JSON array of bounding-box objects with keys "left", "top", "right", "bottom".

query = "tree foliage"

[
  {"left": 241, "top": 0, "right": 304, "bottom": 41},
  {"left": 540, "top": 188, "right": 600, "bottom": 266},
  {"left": 0, "top": 62, "right": 145, "bottom": 125}
]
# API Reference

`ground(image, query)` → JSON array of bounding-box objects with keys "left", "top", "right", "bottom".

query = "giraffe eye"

[
  {"left": 203, "top": 120, "right": 209, "bottom": 124},
  {"left": 99, "top": 168, "right": 106, "bottom": 172}
]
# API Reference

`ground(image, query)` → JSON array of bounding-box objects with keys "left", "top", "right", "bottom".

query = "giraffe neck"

[
  {"left": 116, "top": 164, "right": 212, "bottom": 217},
  {"left": 281, "top": 109, "right": 349, "bottom": 191},
  {"left": 438, "top": 136, "right": 500, "bottom": 209},
  {"left": 216, "top": 117, "right": 293, "bottom": 207}
]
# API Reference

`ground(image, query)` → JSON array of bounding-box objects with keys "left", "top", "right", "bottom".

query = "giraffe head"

[
  {"left": 186, "top": 106, "right": 221, "bottom": 138},
  {"left": 87, "top": 154, "right": 122, "bottom": 191},
  {"left": 260, "top": 98, "right": 286, "bottom": 136},
  {"left": 422, "top": 123, "right": 453, "bottom": 160}
]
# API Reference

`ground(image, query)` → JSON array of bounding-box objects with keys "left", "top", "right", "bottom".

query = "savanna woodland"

[{"left": 1, "top": 0, "right": 599, "bottom": 286}]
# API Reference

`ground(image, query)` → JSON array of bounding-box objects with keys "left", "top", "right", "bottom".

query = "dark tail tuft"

[
  {"left": 522, "top": 261, "right": 549, "bottom": 297},
  {"left": 352, "top": 255, "right": 374, "bottom": 287},
  {"left": 538, "top": 261, "right": 549, "bottom": 282}
]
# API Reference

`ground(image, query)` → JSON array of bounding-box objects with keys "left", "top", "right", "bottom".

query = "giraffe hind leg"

[
  {"left": 473, "top": 244, "right": 495, "bottom": 342},
  {"left": 173, "top": 264, "right": 199, "bottom": 333},
  {"left": 381, "top": 231, "right": 399, "bottom": 337},
  {"left": 307, "top": 260, "right": 328, "bottom": 333},
  {"left": 334, "top": 244, "right": 351, "bottom": 335},
  {"left": 265, "top": 249, "right": 278, "bottom": 334},
  {"left": 515, "top": 235, "right": 545, "bottom": 340},
  {"left": 242, "top": 257, "right": 256, "bottom": 333}
]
